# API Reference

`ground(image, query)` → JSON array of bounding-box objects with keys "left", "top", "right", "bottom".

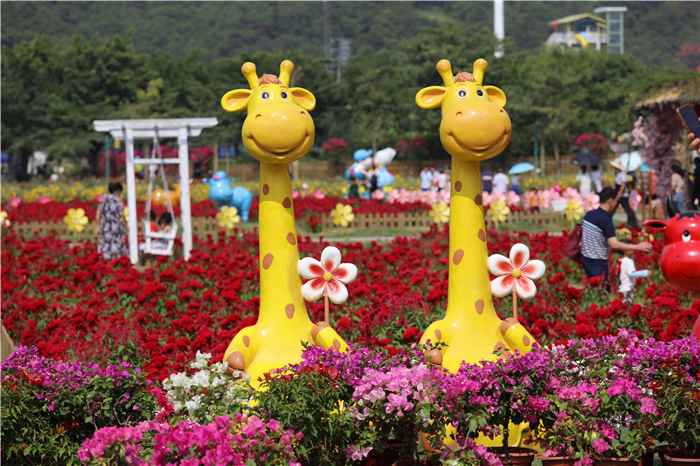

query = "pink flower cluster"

[{"left": 79, "top": 414, "right": 303, "bottom": 466}]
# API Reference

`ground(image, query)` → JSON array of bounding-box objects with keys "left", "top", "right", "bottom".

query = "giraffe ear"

[
  {"left": 484, "top": 86, "right": 506, "bottom": 108},
  {"left": 290, "top": 88, "right": 316, "bottom": 111},
  {"left": 221, "top": 89, "right": 252, "bottom": 113},
  {"left": 416, "top": 86, "right": 446, "bottom": 109}
]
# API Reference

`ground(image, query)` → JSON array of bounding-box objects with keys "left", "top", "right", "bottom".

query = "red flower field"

[{"left": 2, "top": 224, "right": 697, "bottom": 383}]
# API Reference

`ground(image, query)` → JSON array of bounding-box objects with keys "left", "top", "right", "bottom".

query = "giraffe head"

[
  {"left": 221, "top": 60, "right": 316, "bottom": 164},
  {"left": 416, "top": 59, "right": 511, "bottom": 162}
]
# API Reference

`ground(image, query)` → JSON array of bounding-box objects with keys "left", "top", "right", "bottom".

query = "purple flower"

[{"left": 640, "top": 397, "right": 660, "bottom": 415}]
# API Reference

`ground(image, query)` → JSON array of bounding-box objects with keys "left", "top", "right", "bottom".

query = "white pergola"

[{"left": 93, "top": 118, "right": 218, "bottom": 264}]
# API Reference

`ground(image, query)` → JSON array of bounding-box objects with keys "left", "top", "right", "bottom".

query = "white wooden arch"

[{"left": 93, "top": 118, "right": 218, "bottom": 264}]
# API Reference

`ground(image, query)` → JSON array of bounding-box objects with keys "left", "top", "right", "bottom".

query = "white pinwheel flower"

[
  {"left": 488, "top": 243, "right": 546, "bottom": 299},
  {"left": 298, "top": 246, "right": 358, "bottom": 304}
]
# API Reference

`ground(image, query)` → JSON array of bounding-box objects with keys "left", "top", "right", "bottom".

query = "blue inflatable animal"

[{"left": 202, "top": 171, "right": 253, "bottom": 222}]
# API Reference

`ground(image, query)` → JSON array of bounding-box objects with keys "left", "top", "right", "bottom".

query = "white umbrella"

[{"left": 610, "top": 152, "right": 643, "bottom": 172}]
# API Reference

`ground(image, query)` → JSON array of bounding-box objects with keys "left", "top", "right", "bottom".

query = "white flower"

[
  {"left": 211, "top": 362, "right": 228, "bottom": 375},
  {"left": 298, "top": 246, "right": 358, "bottom": 304},
  {"left": 185, "top": 395, "right": 202, "bottom": 414},
  {"left": 487, "top": 243, "right": 546, "bottom": 299},
  {"left": 190, "top": 351, "right": 212, "bottom": 369},
  {"left": 191, "top": 370, "right": 211, "bottom": 388},
  {"left": 168, "top": 372, "right": 192, "bottom": 390},
  {"left": 211, "top": 376, "right": 227, "bottom": 388}
]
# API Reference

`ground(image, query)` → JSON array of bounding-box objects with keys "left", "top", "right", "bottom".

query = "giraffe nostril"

[
  {"left": 256, "top": 114, "right": 262, "bottom": 120},
  {"left": 300, "top": 111, "right": 306, "bottom": 116},
  {"left": 500, "top": 109, "right": 505, "bottom": 114},
  {"left": 456, "top": 112, "right": 463, "bottom": 118}
]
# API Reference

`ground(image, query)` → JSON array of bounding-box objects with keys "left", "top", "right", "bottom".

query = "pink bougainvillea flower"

[
  {"left": 298, "top": 246, "right": 358, "bottom": 304},
  {"left": 488, "top": 243, "right": 546, "bottom": 299}
]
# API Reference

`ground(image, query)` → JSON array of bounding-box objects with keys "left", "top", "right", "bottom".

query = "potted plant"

[
  {"left": 537, "top": 330, "right": 656, "bottom": 466},
  {"left": 640, "top": 336, "right": 700, "bottom": 464}
]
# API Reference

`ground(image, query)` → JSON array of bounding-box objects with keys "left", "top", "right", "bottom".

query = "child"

[
  {"left": 148, "top": 211, "right": 159, "bottom": 233},
  {"left": 348, "top": 175, "right": 360, "bottom": 198},
  {"left": 617, "top": 239, "right": 637, "bottom": 305}
]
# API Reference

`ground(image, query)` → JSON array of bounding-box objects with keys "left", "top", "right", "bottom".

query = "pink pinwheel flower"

[
  {"left": 582, "top": 193, "right": 600, "bottom": 211},
  {"left": 37, "top": 196, "right": 51, "bottom": 204},
  {"left": 298, "top": 246, "right": 358, "bottom": 304},
  {"left": 562, "top": 187, "right": 581, "bottom": 201},
  {"left": 386, "top": 189, "right": 400, "bottom": 203},
  {"left": 438, "top": 189, "right": 450, "bottom": 204},
  {"left": 292, "top": 190, "right": 300, "bottom": 199},
  {"left": 488, "top": 243, "right": 546, "bottom": 299},
  {"left": 629, "top": 192, "right": 641, "bottom": 211},
  {"left": 506, "top": 191, "right": 521, "bottom": 207},
  {"left": 371, "top": 189, "right": 385, "bottom": 200},
  {"left": 9, "top": 196, "right": 21, "bottom": 209},
  {"left": 312, "top": 190, "right": 325, "bottom": 199},
  {"left": 397, "top": 189, "right": 411, "bottom": 204}
]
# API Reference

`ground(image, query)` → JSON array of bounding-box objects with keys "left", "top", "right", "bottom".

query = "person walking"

[
  {"left": 437, "top": 167, "right": 447, "bottom": 192},
  {"left": 493, "top": 167, "right": 509, "bottom": 194},
  {"left": 671, "top": 164, "right": 686, "bottom": 212},
  {"left": 509, "top": 174, "right": 521, "bottom": 195},
  {"left": 419, "top": 166, "right": 433, "bottom": 192},
  {"left": 576, "top": 166, "right": 592, "bottom": 198},
  {"left": 96, "top": 182, "right": 128, "bottom": 260},
  {"left": 612, "top": 165, "right": 638, "bottom": 227},
  {"left": 580, "top": 187, "right": 652, "bottom": 291},
  {"left": 482, "top": 167, "right": 493, "bottom": 194},
  {"left": 590, "top": 165, "right": 603, "bottom": 193}
]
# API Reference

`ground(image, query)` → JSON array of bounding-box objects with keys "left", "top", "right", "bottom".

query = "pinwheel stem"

[
  {"left": 324, "top": 295, "right": 330, "bottom": 325},
  {"left": 512, "top": 290, "right": 518, "bottom": 320}
]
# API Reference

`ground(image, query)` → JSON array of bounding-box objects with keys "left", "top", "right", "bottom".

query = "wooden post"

[
  {"left": 540, "top": 138, "right": 546, "bottom": 177},
  {"left": 554, "top": 142, "right": 560, "bottom": 176}
]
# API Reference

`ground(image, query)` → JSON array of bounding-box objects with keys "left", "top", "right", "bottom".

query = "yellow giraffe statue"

[
  {"left": 415, "top": 58, "right": 537, "bottom": 446},
  {"left": 220, "top": 60, "right": 346, "bottom": 387}
]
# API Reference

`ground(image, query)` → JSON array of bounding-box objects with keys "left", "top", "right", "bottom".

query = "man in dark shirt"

[
  {"left": 580, "top": 187, "right": 652, "bottom": 291},
  {"left": 481, "top": 167, "right": 493, "bottom": 194}
]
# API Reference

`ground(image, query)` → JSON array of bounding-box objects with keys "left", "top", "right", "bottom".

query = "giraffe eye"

[
  {"left": 457, "top": 89, "right": 466, "bottom": 98},
  {"left": 261, "top": 91, "right": 271, "bottom": 101},
  {"left": 280, "top": 90, "right": 289, "bottom": 100},
  {"left": 477, "top": 88, "right": 484, "bottom": 98}
]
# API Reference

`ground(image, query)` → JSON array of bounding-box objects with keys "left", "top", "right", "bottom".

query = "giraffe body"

[
  {"left": 416, "top": 59, "right": 536, "bottom": 446},
  {"left": 221, "top": 61, "right": 346, "bottom": 387}
]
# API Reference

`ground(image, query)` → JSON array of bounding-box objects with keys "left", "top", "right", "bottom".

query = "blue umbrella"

[
  {"left": 508, "top": 162, "right": 535, "bottom": 175},
  {"left": 1, "top": 152, "right": 8, "bottom": 164}
]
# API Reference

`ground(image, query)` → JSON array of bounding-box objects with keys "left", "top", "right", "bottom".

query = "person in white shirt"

[
  {"left": 419, "top": 166, "right": 433, "bottom": 191},
  {"left": 492, "top": 168, "right": 509, "bottom": 194},
  {"left": 590, "top": 165, "right": 603, "bottom": 193},
  {"left": 617, "top": 239, "right": 637, "bottom": 305},
  {"left": 437, "top": 167, "right": 447, "bottom": 191},
  {"left": 576, "top": 166, "right": 592, "bottom": 198}
]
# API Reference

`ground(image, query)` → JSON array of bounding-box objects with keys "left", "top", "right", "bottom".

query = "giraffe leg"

[
  {"left": 499, "top": 318, "right": 536, "bottom": 354},
  {"left": 223, "top": 328, "right": 261, "bottom": 376},
  {"left": 311, "top": 322, "right": 348, "bottom": 353}
]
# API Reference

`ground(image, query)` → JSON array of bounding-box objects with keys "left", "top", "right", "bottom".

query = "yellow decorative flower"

[
  {"left": 359, "top": 185, "right": 366, "bottom": 195},
  {"left": 487, "top": 200, "right": 510, "bottom": 224},
  {"left": 331, "top": 204, "right": 355, "bottom": 227},
  {"left": 384, "top": 186, "right": 393, "bottom": 193},
  {"left": 123, "top": 206, "right": 129, "bottom": 227},
  {"left": 63, "top": 208, "right": 89, "bottom": 232},
  {"left": 1, "top": 211, "right": 10, "bottom": 227},
  {"left": 616, "top": 227, "right": 632, "bottom": 240},
  {"left": 216, "top": 206, "right": 241, "bottom": 229},
  {"left": 564, "top": 200, "right": 584, "bottom": 222},
  {"left": 429, "top": 202, "right": 450, "bottom": 224}
]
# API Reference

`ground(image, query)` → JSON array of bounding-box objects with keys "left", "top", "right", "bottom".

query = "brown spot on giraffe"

[
  {"left": 285, "top": 304, "right": 295, "bottom": 319},
  {"left": 262, "top": 254, "right": 274, "bottom": 270},
  {"left": 242, "top": 336, "right": 250, "bottom": 347},
  {"left": 283, "top": 197, "right": 292, "bottom": 209},
  {"left": 434, "top": 329, "right": 442, "bottom": 341},
  {"left": 453, "top": 249, "right": 464, "bottom": 265},
  {"left": 286, "top": 232, "right": 297, "bottom": 245},
  {"left": 478, "top": 229, "right": 486, "bottom": 242},
  {"left": 262, "top": 184, "right": 270, "bottom": 195},
  {"left": 523, "top": 335, "right": 531, "bottom": 347},
  {"left": 333, "top": 339, "right": 341, "bottom": 351},
  {"left": 474, "top": 194, "right": 482, "bottom": 206},
  {"left": 454, "top": 181, "right": 462, "bottom": 192},
  {"left": 475, "top": 299, "right": 485, "bottom": 315}
]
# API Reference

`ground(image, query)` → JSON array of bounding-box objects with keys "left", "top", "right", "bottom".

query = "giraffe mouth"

[
  {"left": 449, "top": 131, "right": 508, "bottom": 156},
  {"left": 247, "top": 134, "right": 310, "bottom": 159}
]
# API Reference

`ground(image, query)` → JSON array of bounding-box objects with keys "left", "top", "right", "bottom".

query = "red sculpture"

[{"left": 645, "top": 212, "right": 700, "bottom": 341}]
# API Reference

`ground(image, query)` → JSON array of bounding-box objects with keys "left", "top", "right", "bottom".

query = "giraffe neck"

[
  {"left": 444, "top": 158, "right": 497, "bottom": 323},
  {"left": 257, "top": 163, "right": 311, "bottom": 327}
]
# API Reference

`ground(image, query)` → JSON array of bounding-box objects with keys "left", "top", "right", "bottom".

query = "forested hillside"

[{"left": 2, "top": 1, "right": 698, "bottom": 69}]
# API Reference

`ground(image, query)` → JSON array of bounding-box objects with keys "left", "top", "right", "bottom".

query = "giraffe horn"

[
  {"left": 436, "top": 60, "right": 454, "bottom": 87},
  {"left": 472, "top": 59, "right": 488, "bottom": 85},
  {"left": 279, "top": 60, "right": 294, "bottom": 87},
  {"left": 241, "top": 62, "right": 259, "bottom": 90}
]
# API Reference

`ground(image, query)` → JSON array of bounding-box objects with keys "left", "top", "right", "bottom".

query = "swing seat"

[{"left": 142, "top": 220, "right": 178, "bottom": 256}]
